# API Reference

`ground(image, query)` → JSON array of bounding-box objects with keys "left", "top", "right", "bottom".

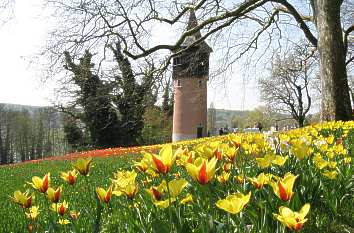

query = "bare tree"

[
  {"left": 0, "top": 0, "right": 14, "bottom": 26},
  {"left": 44, "top": 0, "right": 354, "bottom": 121},
  {"left": 259, "top": 43, "right": 316, "bottom": 127}
]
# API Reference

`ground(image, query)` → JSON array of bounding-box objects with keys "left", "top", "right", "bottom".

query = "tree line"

[{"left": 0, "top": 105, "right": 69, "bottom": 164}]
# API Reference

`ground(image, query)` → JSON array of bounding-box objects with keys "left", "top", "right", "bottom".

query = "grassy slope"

[{"left": 0, "top": 155, "right": 139, "bottom": 232}]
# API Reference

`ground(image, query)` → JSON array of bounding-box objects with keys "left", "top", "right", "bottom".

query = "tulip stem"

[{"left": 93, "top": 193, "right": 103, "bottom": 233}]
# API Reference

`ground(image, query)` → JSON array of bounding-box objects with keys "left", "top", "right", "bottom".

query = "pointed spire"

[{"left": 186, "top": 9, "right": 202, "bottom": 39}]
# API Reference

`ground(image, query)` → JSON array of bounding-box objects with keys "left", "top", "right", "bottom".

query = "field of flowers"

[{"left": 2, "top": 121, "right": 354, "bottom": 233}]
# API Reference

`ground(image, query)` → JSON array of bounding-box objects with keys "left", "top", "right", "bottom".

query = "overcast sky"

[{"left": 0, "top": 0, "right": 262, "bottom": 110}]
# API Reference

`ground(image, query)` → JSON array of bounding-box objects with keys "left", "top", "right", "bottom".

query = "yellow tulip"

[
  {"left": 112, "top": 170, "right": 138, "bottom": 199},
  {"left": 25, "top": 206, "right": 39, "bottom": 221},
  {"left": 322, "top": 170, "right": 337, "bottom": 179},
  {"left": 255, "top": 154, "right": 276, "bottom": 169},
  {"left": 186, "top": 157, "right": 217, "bottom": 185},
  {"left": 313, "top": 153, "right": 328, "bottom": 170},
  {"left": 11, "top": 190, "right": 34, "bottom": 208},
  {"left": 96, "top": 186, "right": 113, "bottom": 204},
  {"left": 270, "top": 173, "right": 298, "bottom": 201},
  {"left": 272, "top": 155, "right": 288, "bottom": 166},
  {"left": 343, "top": 157, "right": 352, "bottom": 164},
  {"left": 216, "top": 192, "right": 251, "bottom": 214},
  {"left": 248, "top": 173, "right": 272, "bottom": 189},
  {"left": 167, "top": 178, "right": 189, "bottom": 198},
  {"left": 150, "top": 145, "right": 176, "bottom": 174},
  {"left": 58, "top": 219, "right": 70, "bottom": 225},
  {"left": 46, "top": 187, "right": 62, "bottom": 203},
  {"left": 60, "top": 170, "right": 77, "bottom": 185},
  {"left": 72, "top": 158, "right": 93, "bottom": 176},
  {"left": 180, "top": 194, "right": 193, "bottom": 205},
  {"left": 290, "top": 139, "right": 311, "bottom": 160},
  {"left": 153, "top": 198, "right": 176, "bottom": 208},
  {"left": 29, "top": 173, "right": 50, "bottom": 193},
  {"left": 273, "top": 203, "right": 310, "bottom": 231}
]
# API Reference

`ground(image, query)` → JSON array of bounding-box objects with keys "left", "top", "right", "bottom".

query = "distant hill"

[
  {"left": 209, "top": 108, "right": 251, "bottom": 128},
  {"left": 0, "top": 103, "right": 62, "bottom": 128}
]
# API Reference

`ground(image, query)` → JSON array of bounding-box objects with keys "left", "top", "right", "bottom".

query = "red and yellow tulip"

[
  {"left": 148, "top": 145, "right": 176, "bottom": 175},
  {"left": 46, "top": 187, "right": 62, "bottom": 203},
  {"left": 29, "top": 173, "right": 50, "bottom": 193},
  {"left": 186, "top": 157, "right": 218, "bottom": 185},
  {"left": 72, "top": 158, "right": 93, "bottom": 176},
  {"left": 96, "top": 186, "right": 113, "bottom": 204},
  {"left": 60, "top": 170, "right": 77, "bottom": 185},
  {"left": 273, "top": 203, "right": 310, "bottom": 231},
  {"left": 270, "top": 173, "right": 298, "bottom": 201},
  {"left": 248, "top": 173, "right": 272, "bottom": 189},
  {"left": 52, "top": 201, "right": 68, "bottom": 216},
  {"left": 11, "top": 190, "right": 34, "bottom": 208}
]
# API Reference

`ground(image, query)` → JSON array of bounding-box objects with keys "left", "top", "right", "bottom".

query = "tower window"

[
  {"left": 176, "top": 79, "right": 182, "bottom": 87},
  {"left": 198, "top": 80, "right": 203, "bottom": 88},
  {"left": 173, "top": 57, "right": 182, "bottom": 66}
]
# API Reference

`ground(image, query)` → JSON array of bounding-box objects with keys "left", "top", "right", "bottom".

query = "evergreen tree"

[
  {"left": 110, "top": 43, "right": 155, "bottom": 145},
  {"left": 64, "top": 50, "right": 120, "bottom": 148}
]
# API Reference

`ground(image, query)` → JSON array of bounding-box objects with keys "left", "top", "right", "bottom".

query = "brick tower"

[{"left": 172, "top": 10, "right": 212, "bottom": 142}]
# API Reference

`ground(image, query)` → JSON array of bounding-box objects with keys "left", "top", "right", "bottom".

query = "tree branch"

[{"left": 271, "top": 0, "right": 318, "bottom": 47}]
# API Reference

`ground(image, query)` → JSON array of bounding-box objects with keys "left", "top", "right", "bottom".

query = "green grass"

[{"left": 0, "top": 155, "right": 140, "bottom": 233}]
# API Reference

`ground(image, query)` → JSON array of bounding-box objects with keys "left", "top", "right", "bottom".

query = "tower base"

[{"left": 172, "top": 133, "right": 196, "bottom": 142}]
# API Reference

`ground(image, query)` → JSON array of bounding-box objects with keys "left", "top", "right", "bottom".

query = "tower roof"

[
  {"left": 180, "top": 9, "right": 212, "bottom": 53},
  {"left": 186, "top": 10, "right": 202, "bottom": 38}
]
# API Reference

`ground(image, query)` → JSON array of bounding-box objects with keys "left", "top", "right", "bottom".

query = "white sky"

[{"left": 0, "top": 0, "right": 262, "bottom": 110}]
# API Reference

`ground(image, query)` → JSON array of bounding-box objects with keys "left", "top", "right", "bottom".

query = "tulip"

[
  {"left": 52, "top": 201, "right": 68, "bottom": 216},
  {"left": 29, "top": 173, "right": 50, "bottom": 193},
  {"left": 112, "top": 170, "right": 138, "bottom": 199},
  {"left": 248, "top": 173, "right": 272, "bottom": 189},
  {"left": 255, "top": 154, "right": 275, "bottom": 169},
  {"left": 224, "top": 147, "right": 237, "bottom": 162},
  {"left": 60, "top": 170, "right": 77, "bottom": 185},
  {"left": 96, "top": 186, "right": 113, "bottom": 204},
  {"left": 73, "top": 158, "right": 93, "bottom": 176},
  {"left": 216, "top": 192, "right": 251, "bottom": 214},
  {"left": 270, "top": 173, "right": 298, "bottom": 201},
  {"left": 223, "top": 163, "right": 232, "bottom": 172},
  {"left": 25, "top": 206, "right": 39, "bottom": 221},
  {"left": 149, "top": 145, "right": 176, "bottom": 174},
  {"left": 11, "top": 190, "right": 33, "bottom": 208},
  {"left": 58, "top": 219, "right": 70, "bottom": 225},
  {"left": 180, "top": 194, "right": 193, "bottom": 205},
  {"left": 272, "top": 155, "right": 288, "bottom": 166},
  {"left": 46, "top": 187, "right": 62, "bottom": 203},
  {"left": 167, "top": 178, "right": 189, "bottom": 198},
  {"left": 235, "top": 174, "right": 245, "bottom": 184},
  {"left": 273, "top": 203, "right": 310, "bottom": 231},
  {"left": 322, "top": 170, "right": 337, "bottom": 179},
  {"left": 186, "top": 157, "right": 217, "bottom": 185},
  {"left": 146, "top": 178, "right": 188, "bottom": 201},
  {"left": 69, "top": 211, "right": 80, "bottom": 221},
  {"left": 228, "top": 134, "right": 242, "bottom": 148},
  {"left": 217, "top": 171, "right": 231, "bottom": 184}
]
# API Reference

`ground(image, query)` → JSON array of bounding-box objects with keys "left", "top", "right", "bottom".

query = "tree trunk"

[{"left": 315, "top": 0, "right": 353, "bottom": 121}]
